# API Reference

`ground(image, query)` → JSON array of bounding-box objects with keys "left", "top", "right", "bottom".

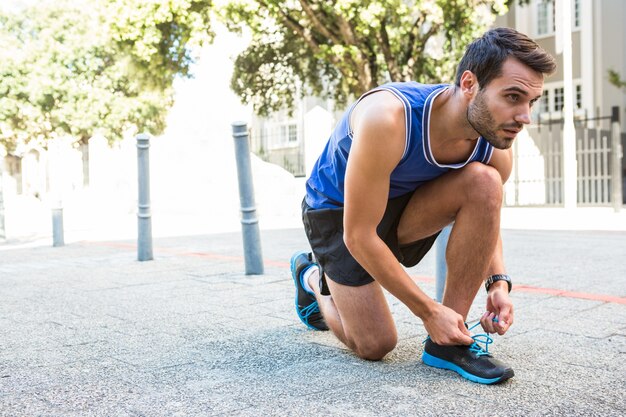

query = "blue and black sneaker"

[
  {"left": 422, "top": 322, "right": 514, "bottom": 384},
  {"left": 290, "top": 251, "right": 328, "bottom": 331}
]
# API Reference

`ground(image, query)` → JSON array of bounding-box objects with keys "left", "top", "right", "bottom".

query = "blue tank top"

[{"left": 305, "top": 82, "right": 495, "bottom": 209}]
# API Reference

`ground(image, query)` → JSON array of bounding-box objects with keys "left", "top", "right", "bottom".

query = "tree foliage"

[
  {"left": 0, "top": 0, "right": 213, "bottom": 152},
  {"left": 608, "top": 69, "right": 626, "bottom": 91},
  {"left": 222, "top": 0, "right": 509, "bottom": 116}
]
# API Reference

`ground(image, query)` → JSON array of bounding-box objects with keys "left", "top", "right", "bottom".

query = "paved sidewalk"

[{"left": 1, "top": 228, "right": 625, "bottom": 416}]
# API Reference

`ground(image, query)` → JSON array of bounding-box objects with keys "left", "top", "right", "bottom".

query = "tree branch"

[
  {"left": 334, "top": 13, "right": 372, "bottom": 90},
  {"left": 378, "top": 20, "right": 400, "bottom": 81},
  {"left": 257, "top": 1, "right": 323, "bottom": 55},
  {"left": 403, "top": 13, "right": 425, "bottom": 66},
  {"left": 336, "top": 15, "right": 357, "bottom": 45},
  {"left": 297, "top": 0, "right": 340, "bottom": 45},
  {"left": 409, "top": 23, "right": 441, "bottom": 80}
]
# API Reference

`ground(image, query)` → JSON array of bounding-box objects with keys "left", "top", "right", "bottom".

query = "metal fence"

[
  {"left": 507, "top": 107, "right": 623, "bottom": 207},
  {"left": 576, "top": 126, "right": 613, "bottom": 205}
]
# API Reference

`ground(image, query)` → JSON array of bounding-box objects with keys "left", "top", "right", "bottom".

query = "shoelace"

[
  {"left": 467, "top": 321, "right": 493, "bottom": 357},
  {"left": 300, "top": 300, "right": 321, "bottom": 323},
  {"left": 422, "top": 320, "right": 494, "bottom": 357},
  {"left": 297, "top": 264, "right": 321, "bottom": 322}
]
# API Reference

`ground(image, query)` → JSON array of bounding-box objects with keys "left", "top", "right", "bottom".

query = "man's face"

[{"left": 466, "top": 58, "right": 545, "bottom": 150}]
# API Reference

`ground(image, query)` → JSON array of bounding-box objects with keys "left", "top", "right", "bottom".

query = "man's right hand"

[{"left": 422, "top": 303, "right": 474, "bottom": 346}]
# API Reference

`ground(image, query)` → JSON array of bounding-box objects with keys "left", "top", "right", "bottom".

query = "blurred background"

[{"left": 0, "top": 0, "right": 625, "bottom": 246}]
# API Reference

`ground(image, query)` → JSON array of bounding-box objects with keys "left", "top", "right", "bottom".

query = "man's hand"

[
  {"left": 423, "top": 304, "right": 475, "bottom": 346},
  {"left": 481, "top": 283, "right": 514, "bottom": 335}
]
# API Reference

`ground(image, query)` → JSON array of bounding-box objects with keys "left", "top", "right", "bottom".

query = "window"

[
  {"left": 552, "top": 0, "right": 556, "bottom": 32},
  {"left": 536, "top": 0, "right": 579, "bottom": 36},
  {"left": 288, "top": 124, "right": 297, "bottom": 143},
  {"left": 535, "top": 83, "right": 583, "bottom": 117},
  {"left": 551, "top": 85, "right": 582, "bottom": 112},
  {"left": 537, "top": 0, "right": 552, "bottom": 36},
  {"left": 573, "top": 0, "right": 580, "bottom": 28},
  {"left": 273, "top": 123, "right": 298, "bottom": 147},
  {"left": 553, "top": 87, "right": 564, "bottom": 112}
]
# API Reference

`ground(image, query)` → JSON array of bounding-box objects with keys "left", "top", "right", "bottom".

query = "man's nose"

[{"left": 515, "top": 105, "right": 532, "bottom": 125}]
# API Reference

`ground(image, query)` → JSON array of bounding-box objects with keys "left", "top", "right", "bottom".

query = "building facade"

[
  {"left": 249, "top": 95, "right": 339, "bottom": 177},
  {"left": 496, "top": 0, "right": 625, "bottom": 206},
  {"left": 496, "top": 0, "right": 626, "bottom": 130}
]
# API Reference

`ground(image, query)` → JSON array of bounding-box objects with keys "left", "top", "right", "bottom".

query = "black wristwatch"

[{"left": 485, "top": 274, "right": 512, "bottom": 293}]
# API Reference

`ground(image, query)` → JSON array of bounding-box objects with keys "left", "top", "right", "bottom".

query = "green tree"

[
  {"left": 608, "top": 69, "right": 626, "bottom": 91},
  {"left": 222, "top": 0, "right": 509, "bottom": 116},
  {"left": 0, "top": 0, "right": 213, "bottom": 152}
]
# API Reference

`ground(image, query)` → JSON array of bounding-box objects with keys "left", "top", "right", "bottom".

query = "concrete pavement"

[{"left": 1, "top": 228, "right": 625, "bottom": 416}]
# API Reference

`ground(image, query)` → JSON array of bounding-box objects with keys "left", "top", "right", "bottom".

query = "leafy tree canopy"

[
  {"left": 0, "top": 0, "right": 213, "bottom": 153},
  {"left": 221, "top": 0, "right": 509, "bottom": 116}
]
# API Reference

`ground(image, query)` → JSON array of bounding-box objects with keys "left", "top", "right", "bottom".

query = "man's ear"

[{"left": 460, "top": 70, "right": 479, "bottom": 98}]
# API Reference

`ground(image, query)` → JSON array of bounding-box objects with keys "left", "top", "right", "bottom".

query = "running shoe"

[
  {"left": 290, "top": 251, "right": 328, "bottom": 331},
  {"left": 422, "top": 323, "right": 514, "bottom": 384}
]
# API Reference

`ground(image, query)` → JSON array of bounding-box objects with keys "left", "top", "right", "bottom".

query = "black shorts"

[{"left": 302, "top": 192, "right": 440, "bottom": 295}]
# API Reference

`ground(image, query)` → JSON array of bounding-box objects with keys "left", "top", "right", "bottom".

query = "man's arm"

[
  {"left": 486, "top": 147, "right": 513, "bottom": 280},
  {"left": 481, "top": 147, "right": 515, "bottom": 334},
  {"left": 488, "top": 147, "right": 513, "bottom": 183},
  {"left": 343, "top": 91, "right": 474, "bottom": 346}
]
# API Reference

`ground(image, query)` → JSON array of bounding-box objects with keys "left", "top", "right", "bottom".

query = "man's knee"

[
  {"left": 349, "top": 334, "right": 397, "bottom": 361},
  {"left": 460, "top": 162, "right": 503, "bottom": 208}
]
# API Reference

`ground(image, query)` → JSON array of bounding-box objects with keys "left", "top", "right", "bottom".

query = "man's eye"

[{"left": 507, "top": 94, "right": 519, "bottom": 102}]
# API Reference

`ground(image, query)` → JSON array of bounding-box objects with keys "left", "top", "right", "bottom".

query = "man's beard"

[{"left": 466, "top": 91, "right": 519, "bottom": 150}]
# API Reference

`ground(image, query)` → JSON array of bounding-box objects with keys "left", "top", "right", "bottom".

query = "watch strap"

[{"left": 485, "top": 274, "right": 512, "bottom": 293}]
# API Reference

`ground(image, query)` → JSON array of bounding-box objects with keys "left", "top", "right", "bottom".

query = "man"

[{"left": 290, "top": 27, "right": 556, "bottom": 384}]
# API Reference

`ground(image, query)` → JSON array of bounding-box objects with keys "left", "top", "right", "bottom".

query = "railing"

[{"left": 506, "top": 107, "right": 623, "bottom": 208}]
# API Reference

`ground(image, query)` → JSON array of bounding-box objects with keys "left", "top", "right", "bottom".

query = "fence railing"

[
  {"left": 506, "top": 107, "right": 623, "bottom": 208},
  {"left": 577, "top": 127, "right": 612, "bottom": 205}
]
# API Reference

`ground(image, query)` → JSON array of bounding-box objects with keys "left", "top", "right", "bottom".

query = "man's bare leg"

[
  {"left": 397, "top": 162, "right": 503, "bottom": 319},
  {"left": 396, "top": 163, "right": 514, "bottom": 384},
  {"left": 305, "top": 269, "right": 397, "bottom": 361}
]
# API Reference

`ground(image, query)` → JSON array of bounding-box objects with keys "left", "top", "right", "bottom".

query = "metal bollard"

[
  {"left": 52, "top": 207, "right": 64, "bottom": 247},
  {"left": 232, "top": 122, "right": 264, "bottom": 275},
  {"left": 49, "top": 141, "right": 65, "bottom": 247},
  {"left": 434, "top": 224, "right": 452, "bottom": 303},
  {"left": 136, "top": 133, "right": 153, "bottom": 261}
]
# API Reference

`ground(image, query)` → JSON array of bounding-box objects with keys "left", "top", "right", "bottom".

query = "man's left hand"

[{"left": 481, "top": 283, "right": 514, "bottom": 335}]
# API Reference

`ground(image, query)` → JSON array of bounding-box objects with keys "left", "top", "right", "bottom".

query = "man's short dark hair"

[{"left": 454, "top": 27, "right": 557, "bottom": 88}]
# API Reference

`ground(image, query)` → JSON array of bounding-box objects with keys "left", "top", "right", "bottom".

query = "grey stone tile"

[{"left": 1, "top": 229, "right": 625, "bottom": 415}]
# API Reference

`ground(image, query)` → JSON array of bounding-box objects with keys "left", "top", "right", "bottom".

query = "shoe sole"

[
  {"left": 422, "top": 351, "right": 514, "bottom": 385},
  {"left": 290, "top": 251, "right": 320, "bottom": 331}
]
